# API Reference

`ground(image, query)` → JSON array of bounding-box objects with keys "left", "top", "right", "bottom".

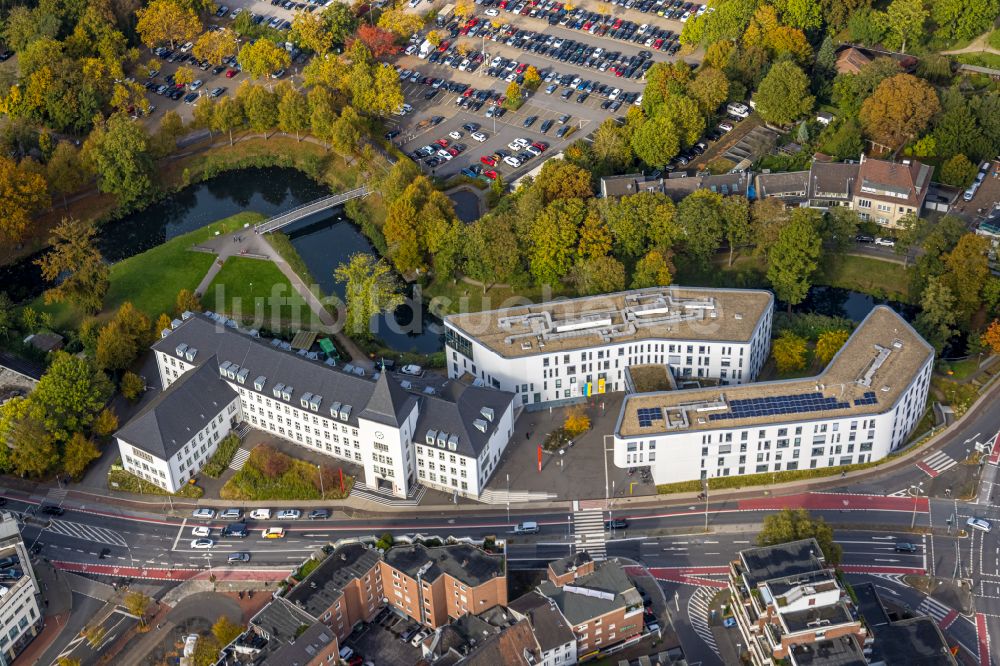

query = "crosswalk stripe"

[
  {"left": 687, "top": 587, "right": 719, "bottom": 654},
  {"left": 916, "top": 596, "right": 951, "bottom": 622},
  {"left": 573, "top": 508, "right": 606, "bottom": 561},
  {"left": 46, "top": 520, "right": 128, "bottom": 547}
]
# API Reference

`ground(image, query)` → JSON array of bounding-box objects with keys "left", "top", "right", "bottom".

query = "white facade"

[
  {"left": 614, "top": 306, "right": 934, "bottom": 486},
  {"left": 539, "top": 636, "right": 578, "bottom": 666},
  {"left": 0, "top": 514, "right": 43, "bottom": 663},
  {"left": 117, "top": 315, "right": 517, "bottom": 499},
  {"left": 445, "top": 287, "right": 774, "bottom": 408}
]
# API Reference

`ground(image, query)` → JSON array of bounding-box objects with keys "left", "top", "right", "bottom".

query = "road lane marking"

[{"left": 171, "top": 519, "right": 187, "bottom": 552}]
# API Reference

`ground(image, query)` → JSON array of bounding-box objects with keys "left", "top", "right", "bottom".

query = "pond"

[
  {"left": 0, "top": 167, "right": 443, "bottom": 353},
  {"left": 793, "top": 286, "right": 918, "bottom": 323},
  {"left": 448, "top": 189, "right": 482, "bottom": 223}
]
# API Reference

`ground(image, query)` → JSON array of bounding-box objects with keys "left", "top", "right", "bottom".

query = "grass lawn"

[
  {"left": 32, "top": 211, "right": 266, "bottom": 329},
  {"left": 201, "top": 257, "right": 312, "bottom": 326},
  {"left": 815, "top": 254, "right": 913, "bottom": 303},
  {"left": 108, "top": 464, "right": 204, "bottom": 498},
  {"left": 954, "top": 52, "right": 1000, "bottom": 70},
  {"left": 938, "top": 358, "right": 980, "bottom": 381}
]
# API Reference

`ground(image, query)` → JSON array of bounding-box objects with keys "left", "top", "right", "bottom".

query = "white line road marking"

[{"left": 171, "top": 519, "right": 187, "bottom": 552}]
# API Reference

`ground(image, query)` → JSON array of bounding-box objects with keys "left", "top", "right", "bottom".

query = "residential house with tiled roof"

[{"left": 852, "top": 155, "right": 931, "bottom": 228}]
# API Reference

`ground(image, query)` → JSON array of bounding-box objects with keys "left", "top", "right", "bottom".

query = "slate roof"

[
  {"left": 854, "top": 157, "right": 931, "bottom": 208},
  {"left": 809, "top": 162, "right": 859, "bottom": 200},
  {"left": 508, "top": 592, "right": 575, "bottom": 652},
  {"left": 790, "top": 635, "right": 867, "bottom": 666},
  {"left": 359, "top": 373, "right": 416, "bottom": 427},
  {"left": 264, "top": 621, "right": 337, "bottom": 666},
  {"left": 250, "top": 597, "right": 317, "bottom": 643},
  {"left": 284, "top": 543, "right": 381, "bottom": 618},
  {"left": 457, "top": 619, "right": 539, "bottom": 666},
  {"left": 115, "top": 359, "right": 236, "bottom": 461},
  {"left": 538, "top": 560, "right": 641, "bottom": 626},
  {"left": 600, "top": 172, "right": 751, "bottom": 201},
  {"left": 415, "top": 385, "right": 514, "bottom": 458},
  {"left": 548, "top": 551, "right": 592, "bottom": 578},
  {"left": 384, "top": 543, "right": 505, "bottom": 587},
  {"left": 755, "top": 170, "right": 809, "bottom": 199},
  {"left": 869, "top": 617, "right": 957, "bottom": 665},
  {"left": 0, "top": 352, "right": 44, "bottom": 381}
]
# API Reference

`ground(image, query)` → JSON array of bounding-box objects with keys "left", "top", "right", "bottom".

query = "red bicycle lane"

[{"left": 737, "top": 492, "right": 930, "bottom": 513}]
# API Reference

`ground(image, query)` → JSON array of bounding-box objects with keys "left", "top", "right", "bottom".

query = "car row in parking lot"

[{"left": 190, "top": 507, "right": 330, "bottom": 520}]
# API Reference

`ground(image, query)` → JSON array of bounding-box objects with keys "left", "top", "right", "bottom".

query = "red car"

[
  {"left": 438, "top": 40, "right": 450, "bottom": 52},
  {"left": 225, "top": 69, "right": 238, "bottom": 78},
  {"left": 532, "top": 141, "right": 549, "bottom": 151},
  {"left": 447, "top": 146, "right": 459, "bottom": 156},
  {"left": 515, "top": 62, "right": 527, "bottom": 74},
  {"left": 463, "top": 88, "right": 475, "bottom": 97},
  {"left": 483, "top": 169, "right": 498, "bottom": 180},
  {"left": 481, "top": 155, "right": 497, "bottom": 166},
  {"left": 435, "top": 138, "right": 449, "bottom": 147}
]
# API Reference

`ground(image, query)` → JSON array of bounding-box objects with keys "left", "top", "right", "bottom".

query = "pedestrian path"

[
  {"left": 45, "top": 519, "right": 129, "bottom": 547},
  {"left": 916, "top": 450, "right": 958, "bottom": 478},
  {"left": 687, "top": 586, "right": 720, "bottom": 656},
  {"left": 478, "top": 488, "right": 559, "bottom": 504},
  {"left": 45, "top": 487, "right": 68, "bottom": 504},
  {"left": 229, "top": 447, "right": 252, "bottom": 472},
  {"left": 350, "top": 482, "right": 425, "bottom": 507},
  {"left": 572, "top": 505, "right": 606, "bottom": 561}
]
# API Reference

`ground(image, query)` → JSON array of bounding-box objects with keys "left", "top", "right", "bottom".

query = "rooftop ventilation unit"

[
  {"left": 219, "top": 361, "right": 233, "bottom": 377},
  {"left": 480, "top": 407, "right": 494, "bottom": 422},
  {"left": 272, "top": 383, "right": 285, "bottom": 398},
  {"left": 175, "top": 343, "right": 189, "bottom": 357},
  {"left": 521, "top": 341, "right": 532, "bottom": 350},
  {"left": 426, "top": 429, "right": 438, "bottom": 445},
  {"left": 892, "top": 338, "right": 904, "bottom": 349},
  {"left": 185, "top": 348, "right": 198, "bottom": 362},
  {"left": 236, "top": 368, "right": 249, "bottom": 384},
  {"left": 880, "top": 385, "right": 891, "bottom": 392},
  {"left": 448, "top": 434, "right": 459, "bottom": 450},
  {"left": 254, "top": 376, "right": 266, "bottom": 391},
  {"left": 734, "top": 313, "right": 743, "bottom": 320},
  {"left": 473, "top": 419, "right": 488, "bottom": 433},
  {"left": 339, "top": 404, "right": 352, "bottom": 421},
  {"left": 309, "top": 395, "right": 322, "bottom": 411},
  {"left": 300, "top": 392, "right": 314, "bottom": 409},
  {"left": 281, "top": 386, "right": 293, "bottom": 401},
  {"left": 330, "top": 401, "right": 342, "bottom": 419}
]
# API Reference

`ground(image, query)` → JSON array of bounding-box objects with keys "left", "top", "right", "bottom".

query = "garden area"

[
  {"left": 108, "top": 459, "right": 204, "bottom": 498},
  {"left": 201, "top": 257, "right": 311, "bottom": 326},
  {"left": 220, "top": 444, "right": 354, "bottom": 500},
  {"left": 542, "top": 405, "right": 592, "bottom": 451}
]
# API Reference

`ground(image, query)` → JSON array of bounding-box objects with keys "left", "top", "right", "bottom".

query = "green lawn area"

[
  {"left": 201, "top": 257, "right": 312, "bottom": 327},
  {"left": 32, "top": 211, "right": 266, "bottom": 329},
  {"left": 954, "top": 52, "right": 1000, "bottom": 70},
  {"left": 938, "top": 358, "right": 980, "bottom": 380},
  {"left": 816, "top": 254, "right": 913, "bottom": 304}
]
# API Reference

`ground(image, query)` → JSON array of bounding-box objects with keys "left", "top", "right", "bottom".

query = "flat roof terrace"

[
  {"left": 445, "top": 287, "right": 773, "bottom": 359},
  {"left": 619, "top": 306, "right": 932, "bottom": 437}
]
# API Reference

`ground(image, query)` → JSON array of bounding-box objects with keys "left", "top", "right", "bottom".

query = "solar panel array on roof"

[
  {"left": 853, "top": 391, "right": 878, "bottom": 406},
  {"left": 708, "top": 392, "right": 851, "bottom": 421},
  {"left": 637, "top": 407, "right": 663, "bottom": 427}
]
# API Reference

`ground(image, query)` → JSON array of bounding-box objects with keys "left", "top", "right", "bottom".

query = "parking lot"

[{"left": 388, "top": 0, "right": 704, "bottom": 180}]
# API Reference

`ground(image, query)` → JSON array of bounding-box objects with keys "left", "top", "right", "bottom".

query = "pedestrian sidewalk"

[{"left": 16, "top": 559, "right": 74, "bottom": 665}]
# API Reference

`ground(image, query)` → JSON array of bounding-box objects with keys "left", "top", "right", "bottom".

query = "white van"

[
  {"left": 967, "top": 517, "right": 992, "bottom": 532},
  {"left": 513, "top": 521, "right": 539, "bottom": 534},
  {"left": 963, "top": 183, "right": 978, "bottom": 202},
  {"left": 727, "top": 102, "right": 750, "bottom": 119}
]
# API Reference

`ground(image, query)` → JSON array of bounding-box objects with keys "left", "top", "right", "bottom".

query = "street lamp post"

[
  {"left": 703, "top": 477, "right": 710, "bottom": 532},
  {"left": 506, "top": 473, "right": 510, "bottom": 525},
  {"left": 909, "top": 482, "right": 923, "bottom": 529},
  {"left": 317, "top": 464, "right": 325, "bottom": 499}
]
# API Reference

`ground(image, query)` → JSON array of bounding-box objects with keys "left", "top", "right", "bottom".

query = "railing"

[{"left": 254, "top": 186, "right": 371, "bottom": 234}]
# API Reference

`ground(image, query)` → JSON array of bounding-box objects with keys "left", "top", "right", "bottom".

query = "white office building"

[
  {"left": 614, "top": 306, "right": 934, "bottom": 485},
  {"left": 115, "top": 314, "right": 516, "bottom": 499},
  {"left": 0, "top": 513, "right": 43, "bottom": 664},
  {"left": 444, "top": 287, "right": 774, "bottom": 408}
]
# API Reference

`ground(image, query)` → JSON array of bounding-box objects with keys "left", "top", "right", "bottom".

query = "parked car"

[
  {"left": 309, "top": 509, "right": 330, "bottom": 520},
  {"left": 192, "top": 508, "right": 216, "bottom": 519},
  {"left": 249, "top": 508, "right": 271, "bottom": 520},
  {"left": 277, "top": 509, "right": 301, "bottom": 520},
  {"left": 220, "top": 508, "right": 243, "bottom": 520},
  {"left": 874, "top": 237, "right": 895, "bottom": 247},
  {"left": 400, "top": 364, "right": 423, "bottom": 376},
  {"left": 40, "top": 505, "right": 65, "bottom": 516},
  {"left": 228, "top": 552, "right": 251, "bottom": 563}
]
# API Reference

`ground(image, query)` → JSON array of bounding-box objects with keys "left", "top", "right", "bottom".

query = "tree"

[
  {"left": 981, "top": 320, "right": 1000, "bottom": 355},
  {"left": 7, "top": 416, "right": 59, "bottom": 477},
  {"left": 238, "top": 39, "right": 290, "bottom": 79},
  {"left": 631, "top": 250, "right": 674, "bottom": 289},
  {"left": 92, "top": 407, "right": 119, "bottom": 437},
  {"left": 292, "top": 11, "right": 335, "bottom": 56},
  {"left": 939, "top": 154, "right": 977, "bottom": 189},
  {"left": 882, "top": 0, "right": 927, "bottom": 53},
  {"left": 2, "top": 6, "right": 60, "bottom": 53},
  {"left": 63, "top": 433, "right": 101, "bottom": 478},
  {"left": 96, "top": 322, "right": 139, "bottom": 371},
  {"left": 504, "top": 81, "right": 524, "bottom": 110},
  {"left": 352, "top": 25, "right": 399, "bottom": 59},
  {"left": 46, "top": 141, "right": 88, "bottom": 208},
  {"left": 0, "top": 155, "right": 50, "bottom": 243},
  {"left": 0, "top": 293, "right": 13, "bottom": 340},
  {"left": 36, "top": 217, "right": 109, "bottom": 314},
  {"left": 859, "top": 74, "right": 938, "bottom": 151},
  {"left": 193, "top": 27, "right": 237, "bottom": 65},
  {"left": 277, "top": 86, "right": 309, "bottom": 141},
  {"left": 820, "top": 119, "right": 863, "bottom": 160},
  {"left": 772, "top": 330, "right": 808, "bottom": 373},
  {"left": 942, "top": 234, "right": 990, "bottom": 327},
  {"left": 932, "top": 0, "right": 999, "bottom": 42},
  {"left": 120, "top": 371, "right": 146, "bottom": 402},
  {"left": 819, "top": 207, "right": 859, "bottom": 253},
  {"left": 176, "top": 288, "right": 202, "bottom": 315},
  {"left": 330, "top": 106, "right": 362, "bottom": 162},
  {"left": 135, "top": 0, "right": 202, "bottom": 50},
  {"left": 591, "top": 118, "right": 634, "bottom": 173},
  {"left": 334, "top": 254, "right": 404, "bottom": 340},
  {"left": 563, "top": 405, "right": 591, "bottom": 437},
  {"left": 124, "top": 591, "right": 152, "bottom": 625},
  {"left": 81, "top": 113, "right": 154, "bottom": 207},
  {"left": 212, "top": 96, "right": 245, "bottom": 146},
  {"left": 676, "top": 190, "right": 725, "bottom": 266},
  {"left": 320, "top": 2, "right": 360, "bottom": 44},
  {"left": 915, "top": 276, "right": 958, "bottom": 353},
  {"left": 756, "top": 61, "right": 814, "bottom": 126},
  {"left": 688, "top": 67, "right": 729, "bottom": 116},
  {"left": 815, "top": 329, "right": 851, "bottom": 365},
  {"left": 529, "top": 199, "right": 585, "bottom": 285},
  {"left": 630, "top": 114, "right": 680, "bottom": 168},
  {"left": 757, "top": 509, "right": 842, "bottom": 566},
  {"left": 377, "top": 9, "right": 423, "bottom": 38},
  {"left": 767, "top": 209, "right": 822, "bottom": 311},
  {"left": 212, "top": 616, "right": 243, "bottom": 646},
  {"left": 464, "top": 217, "right": 521, "bottom": 291},
  {"left": 534, "top": 160, "right": 594, "bottom": 203},
  {"left": 570, "top": 255, "right": 626, "bottom": 295},
  {"left": 722, "top": 196, "right": 751, "bottom": 266},
  {"left": 240, "top": 84, "right": 279, "bottom": 138}
]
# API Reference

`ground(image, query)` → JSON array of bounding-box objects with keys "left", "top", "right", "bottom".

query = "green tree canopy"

[
  {"left": 757, "top": 509, "right": 843, "bottom": 566},
  {"left": 676, "top": 190, "right": 725, "bottom": 266},
  {"left": 334, "top": 254, "right": 404, "bottom": 340},
  {"left": 81, "top": 112, "right": 155, "bottom": 207},
  {"left": 755, "top": 61, "right": 815, "bottom": 126},
  {"left": 767, "top": 209, "right": 822, "bottom": 311},
  {"left": 36, "top": 217, "right": 109, "bottom": 314}
]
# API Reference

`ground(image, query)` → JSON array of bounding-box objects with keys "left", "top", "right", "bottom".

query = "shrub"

[
  {"left": 203, "top": 433, "right": 242, "bottom": 478},
  {"left": 563, "top": 405, "right": 591, "bottom": 437},
  {"left": 220, "top": 445, "right": 353, "bottom": 500}
]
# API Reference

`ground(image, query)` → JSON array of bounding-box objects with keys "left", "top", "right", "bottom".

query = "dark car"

[
  {"left": 0, "top": 568, "right": 23, "bottom": 580},
  {"left": 309, "top": 509, "right": 330, "bottom": 520},
  {"left": 40, "top": 504, "right": 64, "bottom": 516},
  {"left": 222, "top": 523, "right": 249, "bottom": 537},
  {"left": 894, "top": 541, "right": 918, "bottom": 553},
  {"left": 855, "top": 234, "right": 875, "bottom": 243},
  {"left": 385, "top": 129, "right": 401, "bottom": 140},
  {"left": 604, "top": 519, "right": 628, "bottom": 530}
]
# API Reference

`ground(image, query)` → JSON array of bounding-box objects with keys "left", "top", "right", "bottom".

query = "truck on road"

[{"left": 437, "top": 2, "right": 455, "bottom": 25}]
